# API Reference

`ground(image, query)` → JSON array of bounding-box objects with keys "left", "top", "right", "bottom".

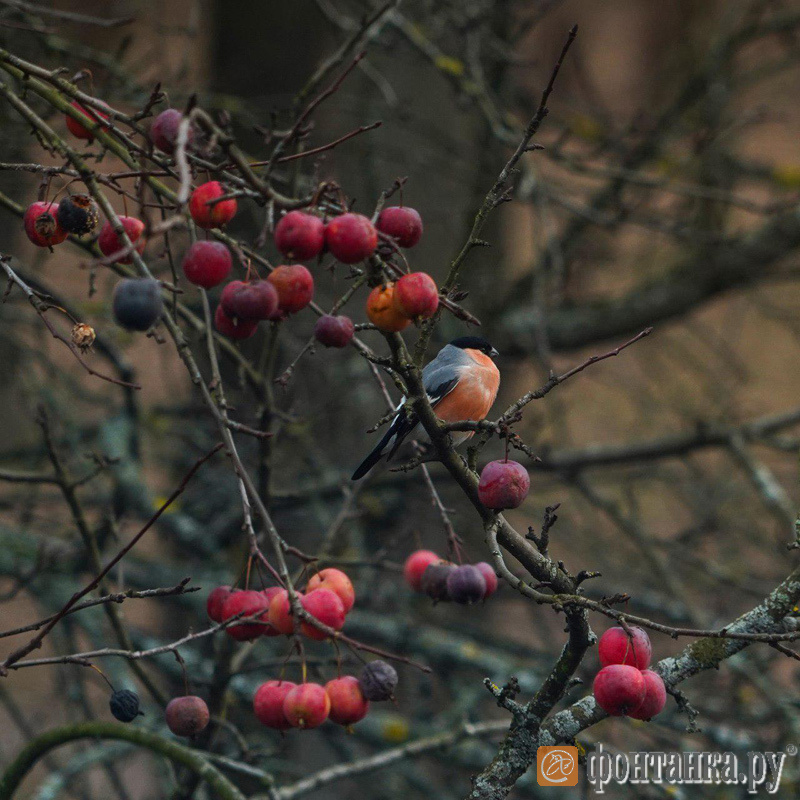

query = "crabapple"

[
  {"left": 598, "top": 626, "right": 652, "bottom": 670},
  {"left": 359, "top": 660, "right": 397, "bottom": 701},
  {"left": 98, "top": 217, "right": 145, "bottom": 264},
  {"left": 182, "top": 241, "right": 232, "bottom": 288},
  {"left": 260, "top": 587, "right": 283, "bottom": 637},
  {"left": 446, "top": 564, "right": 486, "bottom": 605},
  {"left": 325, "top": 676, "right": 369, "bottom": 725},
  {"left": 477, "top": 460, "right": 530, "bottom": 510},
  {"left": 221, "top": 589, "right": 269, "bottom": 641},
  {"left": 112, "top": 279, "right": 163, "bottom": 331},
  {"left": 283, "top": 683, "right": 330, "bottom": 729},
  {"left": 66, "top": 100, "right": 109, "bottom": 141},
  {"left": 325, "top": 213, "right": 377, "bottom": 263},
  {"left": 221, "top": 280, "right": 279, "bottom": 321},
  {"left": 214, "top": 305, "right": 258, "bottom": 340},
  {"left": 314, "top": 315, "right": 355, "bottom": 348},
  {"left": 300, "top": 588, "right": 346, "bottom": 640},
  {"left": 253, "top": 680, "right": 296, "bottom": 730},
  {"left": 420, "top": 561, "right": 455, "bottom": 603},
  {"left": 306, "top": 568, "right": 354, "bottom": 612},
  {"left": 189, "top": 181, "right": 237, "bottom": 229},
  {"left": 267, "top": 265, "right": 314, "bottom": 314},
  {"left": 629, "top": 670, "right": 667, "bottom": 721},
  {"left": 376, "top": 206, "right": 423, "bottom": 248},
  {"left": 57, "top": 194, "right": 99, "bottom": 235},
  {"left": 474, "top": 562, "right": 499, "bottom": 598},
  {"left": 403, "top": 550, "right": 440, "bottom": 592},
  {"left": 165, "top": 696, "right": 209, "bottom": 737},
  {"left": 393, "top": 272, "right": 438, "bottom": 319},
  {"left": 268, "top": 588, "right": 297, "bottom": 635},
  {"left": 366, "top": 284, "right": 410, "bottom": 332},
  {"left": 150, "top": 109, "right": 193, "bottom": 155},
  {"left": 206, "top": 586, "right": 232, "bottom": 623},
  {"left": 23, "top": 202, "right": 67, "bottom": 248},
  {"left": 109, "top": 689, "right": 142, "bottom": 723},
  {"left": 593, "top": 664, "right": 647, "bottom": 716},
  {"left": 274, "top": 211, "right": 324, "bottom": 260}
]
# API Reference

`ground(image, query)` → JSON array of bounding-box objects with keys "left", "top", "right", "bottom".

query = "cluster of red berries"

[
  {"left": 253, "top": 660, "right": 396, "bottom": 731},
  {"left": 592, "top": 626, "right": 666, "bottom": 720},
  {"left": 478, "top": 459, "right": 530, "bottom": 510},
  {"left": 403, "top": 550, "right": 499, "bottom": 605}
]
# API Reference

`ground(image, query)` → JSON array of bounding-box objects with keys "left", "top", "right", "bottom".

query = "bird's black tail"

[{"left": 351, "top": 413, "right": 413, "bottom": 480}]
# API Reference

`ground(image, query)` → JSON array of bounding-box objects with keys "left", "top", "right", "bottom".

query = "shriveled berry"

[
  {"left": 109, "top": 689, "right": 142, "bottom": 723},
  {"left": 66, "top": 100, "right": 109, "bottom": 141},
  {"left": 629, "top": 670, "right": 667, "bottom": 721},
  {"left": 393, "top": 272, "right": 438, "bottom": 320},
  {"left": 221, "top": 589, "right": 269, "bottom": 641},
  {"left": 403, "top": 550, "right": 440, "bottom": 592},
  {"left": 165, "top": 696, "right": 209, "bottom": 737},
  {"left": 598, "top": 626, "right": 652, "bottom": 670},
  {"left": 254, "top": 680, "right": 296, "bottom": 729},
  {"left": 214, "top": 305, "right": 258, "bottom": 340},
  {"left": 206, "top": 585, "right": 232, "bottom": 623},
  {"left": 306, "top": 568, "right": 355, "bottom": 612},
  {"left": 112, "top": 279, "right": 163, "bottom": 332},
  {"left": 325, "top": 213, "right": 377, "bottom": 263},
  {"left": 24, "top": 201, "right": 67, "bottom": 248},
  {"left": 182, "top": 241, "right": 232, "bottom": 289},
  {"left": 325, "top": 676, "right": 369, "bottom": 726},
  {"left": 221, "top": 280, "right": 278, "bottom": 321},
  {"left": 283, "top": 683, "right": 330, "bottom": 729},
  {"left": 189, "top": 181, "right": 237, "bottom": 230},
  {"left": 267, "top": 265, "right": 314, "bottom": 314},
  {"left": 474, "top": 562, "right": 499, "bottom": 598},
  {"left": 593, "top": 664, "right": 647, "bottom": 717},
  {"left": 98, "top": 217, "right": 145, "bottom": 264},
  {"left": 358, "top": 660, "right": 397, "bottom": 701},
  {"left": 268, "top": 588, "right": 297, "bottom": 635},
  {"left": 274, "top": 211, "right": 325, "bottom": 260},
  {"left": 300, "top": 588, "right": 346, "bottom": 640},
  {"left": 150, "top": 109, "right": 193, "bottom": 155},
  {"left": 366, "top": 284, "right": 410, "bottom": 332},
  {"left": 446, "top": 564, "right": 486, "bottom": 605},
  {"left": 314, "top": 315, "right": 354, "bottom": 348},
  {"left": 57, "top": 194, "right": 99, "bottom": 235},
  {"left": 477, "top": 460, "right": 530, "bottom": 510},
  {"left": 377, "top": 206, "right": 423, "bottom": 248},
  {"left": 420, "top": 561, "right": 455, "bottom": 603}
]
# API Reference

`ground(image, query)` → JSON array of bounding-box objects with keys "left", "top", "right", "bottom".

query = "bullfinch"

[{"left": 352, "top": 336, "right": 500, "bottom": 480}]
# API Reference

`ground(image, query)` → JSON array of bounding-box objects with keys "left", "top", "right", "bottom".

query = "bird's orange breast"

[{"left": 434, "top": 349, "right": 500, "bottom": 424}]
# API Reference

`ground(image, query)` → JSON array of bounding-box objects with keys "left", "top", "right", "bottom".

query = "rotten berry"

[
  {"left": 358, "top": 660, "right": 397, "bottom": 702},
  {"left": 57, "top": 194, "right": 99, "bottom": 236},
  {"left": 23, "top": 201, "right": 67, "bottom": 248},
  {"left": 165, "top": 695, "right": 209, "bottom": 737},
  {"left": 109, "top": 689, "right": 142, "bottom": 723}
]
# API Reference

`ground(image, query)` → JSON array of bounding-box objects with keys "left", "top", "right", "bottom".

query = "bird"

[{"left": 352, "top": 336, "right": 500, "bottom": 480}]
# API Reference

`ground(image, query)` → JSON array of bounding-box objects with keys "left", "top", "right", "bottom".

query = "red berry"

[
  {"left": 268, "top": 588, "right": 298, "bottom": 635},
  {"left": 283, "top": 683, "right": 330, "bottom": 729},
  {"left": 206, "top": 586, "right": 232, "bottom": 623},
  {"left": 66, "top": 100, "right": 109, "bottom": 141},
  {"left": 593, "top": 664, "right": 647, "bottom": 716},
  {"left": 477, "top": 460, "right": 530, "bottom": 510},
  {"left": 314, "top": 315, "right": 355, "bottom": 348},
  {"left": 300, "top": 588, "right": 346, "bottom": 640},
  {"left": 189, "top": 181, "right": 238, "bottom": 230},
  {"left": 260, "top": 587, "right": 283, "bottom": 637},
  {"left": 221, "top": 280, "right": 279, "bottom": 321},
  {"left": 214, "top": 305, "right": 258, "bottom": 340},
  {"left": 150, "top": 109, "right": 193, "bottom": 155},
  {"left": 182, "top": 241, "right": 232, "bottom": 288},
  {"left": 377, "top": 206, "right": 423, "bottom": 248},
  {"left": 306, "top": 568, "right": 354, "bottom": 613},
  {"left": 446, "top": 564, "right": 486, "bottom": 605},
  {"left": 23, "top": 201, "right": 67, "bottom": 248},
  {"left": 325, "top": 676, "right": 369, "bottom": 726},
  {"left": 98, "top": 217, "right": 145, "bottom": 264},
  {"left": 254, "top": 680, "right": 296, "bottom": 730},
  {"left": 274, "top": 211, "right": 324, "bottom": 260},
  {"left": 325, "top": 213, "right": 378, "bottom": 263},
  {"left": 403, "top": 550, "right": 440, "bottom": 592},
  {"left": 629, "top": 670, "right": 667, "bottom": 721},
  {"left": 165, "top": 696, "right": 209, "bottom": 737},
  {"left": 393, "top": 272, "right": 439, "bottom": 319},
  {"left": 221, "top": 589, "right": 269, "bottom": 641},
  {"left": 598, "top": 626, "right": 652, "bottom": 670},
  {"left": 366, "top": 284, "right": 410, "bottom": 332},
  {"left": 267, "top": 265, "right": 314, "bottom": 314},
  {"left": 474, "top": 562, "right": 499, "bottom": 598}
]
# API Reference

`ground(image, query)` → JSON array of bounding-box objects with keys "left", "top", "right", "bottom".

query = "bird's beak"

[{"left": 490, "top": 347, "right": 500, "bottom": 358}]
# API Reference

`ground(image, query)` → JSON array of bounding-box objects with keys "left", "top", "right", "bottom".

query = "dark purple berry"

[
  {"left": 56, "top": 194, "right": 99, "bottom": 235},
  {"left": 109, "top": 689, "right": 142, "bottom": 722},
  {"left": 112, "top": 278, "right": 163, "bottom": 331},
  {"left": 446, "top": 564, "right": 487, "bottom": 605},
  {"left": 420, "top": 561, "right": 455, "bottom": 603},
  {"left": 358, "top": 660, "right": 398, "bottom": 701}
]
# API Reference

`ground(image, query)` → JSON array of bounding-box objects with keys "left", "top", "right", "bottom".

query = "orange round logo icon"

[{"left": 537, "top": 745, "right": 578, "bottom": 786}]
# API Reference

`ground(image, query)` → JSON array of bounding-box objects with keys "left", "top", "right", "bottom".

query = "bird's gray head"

[{"left": 449, "top": 336, "right": 499, "bottom": 359}]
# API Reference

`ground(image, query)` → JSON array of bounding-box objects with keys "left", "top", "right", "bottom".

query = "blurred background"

[{"left": 1, "top": 0, "right": 800, "bottom": 798}]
